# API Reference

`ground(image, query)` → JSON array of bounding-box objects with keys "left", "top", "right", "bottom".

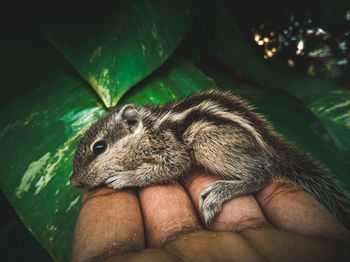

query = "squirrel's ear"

[{"left": 117, "top": 104, "right": 142, "bottom": 133}]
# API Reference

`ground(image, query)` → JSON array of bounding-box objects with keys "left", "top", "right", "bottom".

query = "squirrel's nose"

[{"left": 70, "top": 176, "right": 83, "bottom": 188}]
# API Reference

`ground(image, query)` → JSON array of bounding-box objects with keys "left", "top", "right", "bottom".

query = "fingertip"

[
  {"left": 256, "top": 179, "right": 350, "bottom": 241},
  {"left": 71, "top": 187, "right": 145, "bottom": 262},
  {"left": 139, "top": 183, "right": 202, "bottom": 248}
]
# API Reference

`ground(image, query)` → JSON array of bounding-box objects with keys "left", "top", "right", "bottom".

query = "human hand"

[{"left": 70, "top": 171, "right": 350, "bottom": 262}]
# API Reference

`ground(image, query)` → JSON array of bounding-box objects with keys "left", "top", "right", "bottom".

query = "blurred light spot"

[
  {"left": 308, "top": 64, "right": 316, "bottom": 75},
  {"left": 258, "top": 40, "right": 264, "bottom": 45},
  {"left": 345, "top": 10, "right": 350, "bottom": 21},
  {"left": 254, "top": 33, "right": 261, "bottom": 42},
  {"left": 296, "top": 40, "right": 304, "bottom": 55},
  {"left": 322, "top": 34, "right": 331, "bottom": 40},
  {"left": 308, "top": 45, "right": 331, "bottom": 57},
  {"left": 306, "top": 29, "right": 314, "bottom": 35},
  {"left": 287, "top": 59, "right": 295, "bottom": 67},
  {"left": 339, "top": 41, "right": 347, "bottom": 52},
  {"left": 337, "top": 58, "right": 348, "bottom": 65},
  {"left": 315, "top": 27, "right": 326, "bottom": 36}
]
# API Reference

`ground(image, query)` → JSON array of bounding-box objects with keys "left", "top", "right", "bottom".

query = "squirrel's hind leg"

[
  {"left": 199, "top": 177, "right": 269, "bottom": 226},
  {"left": 187, "top": 124, "right": 272, "bottom": 225}
]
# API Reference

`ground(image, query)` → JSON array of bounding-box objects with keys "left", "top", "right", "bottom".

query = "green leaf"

[
  {"left": 40, "top": 0, "right": 195, "bottom": 107},
  {"left": 120, "top": 59, "right": 215, "bottom": 105},
  {"left": 0, "top": 81, "right": 106, "bottom": 261},
  {"left": 0, "top": 27, "right": 106, "bottom": 261},
  {"left": 0, "top": 83, "right": 105, "bottom": 261},
  {"left": 280, "top": 70, "right": 350, "bottom": 162}
]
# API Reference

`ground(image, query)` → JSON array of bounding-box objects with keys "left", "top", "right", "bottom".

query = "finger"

[
  {"left": 256, "top": 179, "right": 350, "bottom": 241},
  {"left": 71, "top": 187, "right": 145, "bottom": 262},
  {"left": 138, "top": 183, "right": 202, "bottom": 248},
  {"left": 185, "top": 171, "right": 271, "bottom": 231}
]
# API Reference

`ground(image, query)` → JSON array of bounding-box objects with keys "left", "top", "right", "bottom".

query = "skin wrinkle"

[
  {"left": 164, "top": 231, "right": 269, "bottom": 262},
  {"left": 150, "top": 215, "right": 201, "bottom": 247},
  {"left": 81, "top": 189, "right": 119, "bottom": 205},
  {"left": 164, "top": 232, "right": 214, "bottom": 262},
  {"left": 230, "top": 233, "right": 270, "bottom": 262},
  {"left": 113, "top": 248, "right": 184, "bottom": 262},
  {"left": 83, "top": 241, "right": 135, "bottom": 262},
  {"left": 257, "top": 179, "right": 303, "bottom": 206},
  {"left": 222, "top": 215, "right": 271, "bottom": 232},
  {"left": 163, "top": 227, "right": 203, "bottom": 247}
]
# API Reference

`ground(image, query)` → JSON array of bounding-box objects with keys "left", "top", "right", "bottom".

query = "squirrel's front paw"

[
  {"left": 199, "top": 181, "right": 226, "bottom": 226},
  {"left": 105, "top": 175, "right": 131, "bottom": 190}
]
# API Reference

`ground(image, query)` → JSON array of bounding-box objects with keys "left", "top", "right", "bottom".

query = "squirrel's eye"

[{"left": 92, "top": 140, "right": 107, "bottom": 155}]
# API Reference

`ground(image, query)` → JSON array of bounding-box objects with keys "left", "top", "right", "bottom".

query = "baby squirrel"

[{"left": 71, "top": 90, "right": 350, "bottom": 228}]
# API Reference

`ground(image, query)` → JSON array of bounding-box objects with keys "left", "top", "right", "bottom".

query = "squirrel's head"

[{"left": 70, "top": 104, "right": 143, "bottom": 189}]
